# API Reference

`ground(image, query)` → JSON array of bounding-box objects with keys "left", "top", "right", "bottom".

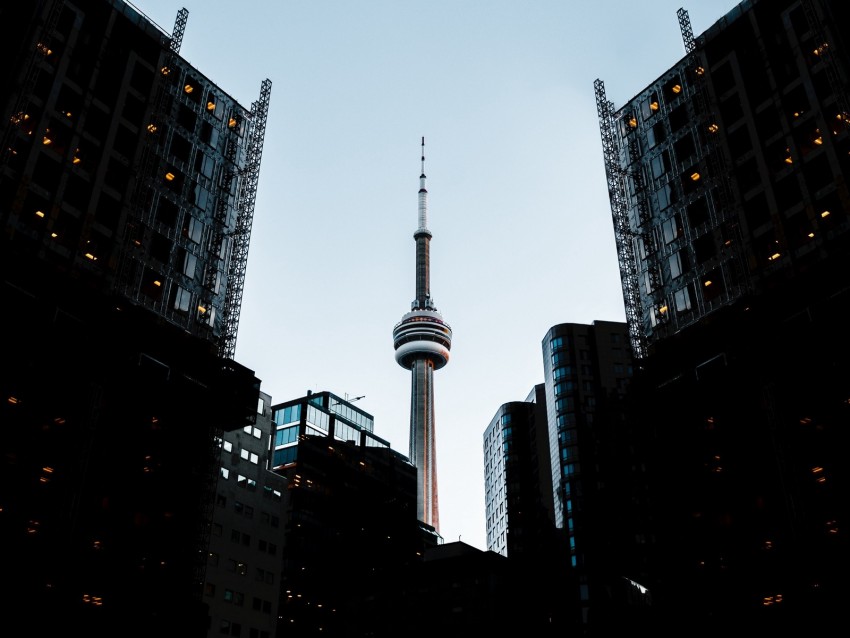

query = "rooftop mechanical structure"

[{"left": 393, "top": 138, "right": 452, "bottom": 532}]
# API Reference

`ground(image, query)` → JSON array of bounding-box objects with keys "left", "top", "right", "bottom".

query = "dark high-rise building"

[
  {"left": 482, "top": 321, "right": 642, "bottom": 634},
  {"left": 483, "top": 384, "right": 555, "bottom": 560},
  {"left": 393, "top": 139, "right": 452, "bottom": 532},
  {"left": 540, "top": 321, "right": 646, "bottom": 633},
  {"left": 205, "top": 390, "right": 286, "bottom": 638},
  {"left": 0, "top": 2, "right": 269, "bottom": 635},
  {"left": 596, "top": 0, "right": 850, "bottom": 631},
  {"left": 267, "top": 390, "right": 439, "bottom": 637},
  {"left": 483, "top": 385, "right": 568, "bottom": 635}
]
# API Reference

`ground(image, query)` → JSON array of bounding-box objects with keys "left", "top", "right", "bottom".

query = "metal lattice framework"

[
  {"left": 219, "top": 78, "right": 272, "bottom": 360},
  {"left": 678, "top": 6, "right": 695, "bottom": 54},
  {"left": 594, "top": 78, "right": 647, "bottom": 360},
  {"left": 170, "top": 8, "right": 188, "bottom": 53}
]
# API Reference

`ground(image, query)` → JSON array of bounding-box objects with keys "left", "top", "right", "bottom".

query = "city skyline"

[{"left": 134, "top": 0, "right": 742, "bottom": 551}]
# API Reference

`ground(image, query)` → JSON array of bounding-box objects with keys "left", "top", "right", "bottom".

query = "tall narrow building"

[{"left": 393, "top": 138, "right": 452, "bottom": 531}]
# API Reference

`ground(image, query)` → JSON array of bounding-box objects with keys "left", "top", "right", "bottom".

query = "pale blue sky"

[{"left": 135, "top": 0, "right": 741, "bottom": 551}]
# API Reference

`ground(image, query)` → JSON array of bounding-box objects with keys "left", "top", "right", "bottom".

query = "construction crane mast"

[
  {"left": 170, "top": 7, "right": 188, "bottom": 53},
  {"left": 219, "top": 78, "right": 272, "bottom": 361},
  {"left": 594, "top": 78, "right": 647, "bottom": 360}
]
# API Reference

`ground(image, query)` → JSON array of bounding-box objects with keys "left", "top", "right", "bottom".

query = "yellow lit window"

[
  {"left": 650, "top": 101, "right": 659, "bottom": 111},
  {"left": 704, "top": 280, "right": 712, "bottom": 287},
  {"left": 160, "top": 66, "right": 171, "bottom": 76},
  {"left": 35, "top": 210, "right": 45, "bottom": 218},
  {"left": 207, "top": 101, "right": 216, "bottom": 111},
  {"left": 628, "top": 116, "right": 637, "bottom": 128},
  {"left": 153, "top": 280, "right": 162, "bottom": 287},
  {"left": 198, "top": 305, "right": 207, "bottom": 314},
  {"left": 696, "top": 66, "right": 705, "bottom": 76},
  {"left": 42, "top": 133, "right": 52, "bottom": 145},
  {"left": 36, "top": 42, "right": 52, "bottom": 56},
  {"left": 768, "top": 252, "right": 781, "bottom": 261},
  {"left": 147, "top": 123, "right": 158, "bottom": 133},
  {"left": 821, "top": 210, "right": 831, "bottom": 218},
  {"left": 165, "top": 172, "right": 175, "bottom": 181},
  {"left": 708, "top": 123, "right": 719, "bottom": 133},
  {"left": 690, "top": 172, "right": 701, "bottom": 181},
  {"left": 808, "top": 232, "right": 815, "bottom": 238},
  {"left": 228, "top": 117, "right": 238, "bottom": 128},
  {"left": 84, "top": 253, "right": 97, "bottom": 261},
  {"left": 671, "top": 84, "right": 682, "bottom": 94},
  {"left": 184, "top": 84, "right": 194, "bottom": 94},
  {"left": 51, "top": 232, "right": 58, "bottom": 238},
  {"left": 659, "top": 305, "right": 668, "bottom": 314}
]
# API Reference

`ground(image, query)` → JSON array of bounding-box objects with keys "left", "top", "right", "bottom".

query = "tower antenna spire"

[{"left": 392, "top": 138, "right": 452, "bottom": 533}]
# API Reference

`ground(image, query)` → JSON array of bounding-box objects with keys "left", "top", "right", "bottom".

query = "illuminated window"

[{"left": 184, "top": 84, "right": 194, "bottom": 94}]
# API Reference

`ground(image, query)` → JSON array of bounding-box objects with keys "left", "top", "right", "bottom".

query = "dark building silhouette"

[
  {"left": 484, "top": 384, "right": 555, "bottom": 560},
  {"left": 204, "top": 390, "right": 285, "bottom": 638},
  {"left": 483, "top": 385, "right": 569, "bottom": 634},
  {"left": 596, "top": 0, "right": 850, "bottom": 632},
  {"left": 0, "top": 1, "right": 269, "bottom": 635},
  {"left": 540, "top": 321, "right": 646, "bottom": 634},
  {"left": 267, "top": 391, "right": 439, "bottom": 638},
  {"left": 483, "top": 321, "right": 644, "bottom": 635}
]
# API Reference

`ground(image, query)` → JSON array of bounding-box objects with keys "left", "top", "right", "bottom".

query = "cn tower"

[{"left": 393, "top": 138, "right": 452, "bottom": 532}]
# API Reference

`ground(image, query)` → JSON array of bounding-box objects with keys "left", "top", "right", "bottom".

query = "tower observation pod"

[{"left": 392, "top": 137, "right": 452, "bottom": 533}]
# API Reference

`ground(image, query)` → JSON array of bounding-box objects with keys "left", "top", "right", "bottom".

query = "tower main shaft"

[{"left": 393, "top": 138, "right": 452, "bottom": 531}]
